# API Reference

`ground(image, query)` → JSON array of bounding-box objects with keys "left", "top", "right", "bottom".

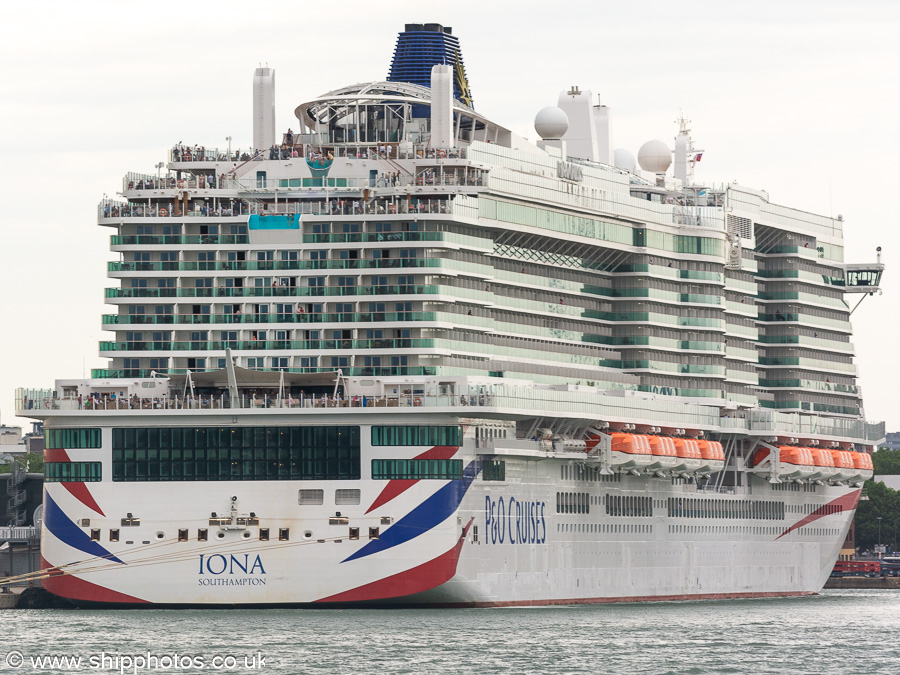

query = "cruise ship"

[{"left": 17, "top": 23, "right": 886, "bottom": 607}]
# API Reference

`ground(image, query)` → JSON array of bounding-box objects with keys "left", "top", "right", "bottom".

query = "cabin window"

[
  {"left": 482, "top": 460, "right": 505, "bottom": 482},
  {"left": 45, "top": 428, "right": 102, "bottom": 449},
  {"left": 45, "top": 462, "right": 102, "bottom": 482},
  {"left": 371, "top": 425, "right": 462, "bottom": 446},
  {"left": 111, "top": 426, "right": 360, "bottom": 482},
  {"left": 371, "top": 459, "right": 463, "bottom": 480}
]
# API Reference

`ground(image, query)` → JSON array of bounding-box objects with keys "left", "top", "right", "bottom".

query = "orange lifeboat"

[
  {"left": 778, "top": 446, "right": 815, "bottom": 481},
  {"left": 696, "top": 440, "right": 726, "bottom": 474},
  {"left": 672, "top": 438, "right": 703, "bottom": 474},
  {"left": 608, "top": 432, "right": 653, "bottom": 470},
  {"left": 807, "top": 447, "right": 836, "bottom": 482},
  {"left": 851, "top": 451, "right": 874, "bottom": 482},
  {"left": 751, "top": 446, "right": 776, "bottom": 469},
  {"left": 645, "top": 435, "right": 681, "bottom": 473},
  {"left": 829, "top": 449, "right": 856, "bottom": 482}
]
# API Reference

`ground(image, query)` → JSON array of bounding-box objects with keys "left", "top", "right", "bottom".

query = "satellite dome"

[
  {"left": 534, "top": 106, "right": 569, "bottom": 140},
  {"left": 613, "top": 148, "right": 636, "bottom": 173},
  {"left": 637, "top": 140, "right": 672, "bottom": 173}
]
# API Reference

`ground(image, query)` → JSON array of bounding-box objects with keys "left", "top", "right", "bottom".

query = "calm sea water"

[{"left": 1, "top": 590, "right": 898, "bottom": 674}]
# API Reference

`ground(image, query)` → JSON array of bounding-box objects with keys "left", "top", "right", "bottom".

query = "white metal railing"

[
  {"left": 0, "top": 527, "right": 38, "bottom": 541},
  {"left": 15, "top": 387, "right": 884, "bottom": 443},
  {"left": 15, "top": 386, "right": 721, "bottom": 426}
]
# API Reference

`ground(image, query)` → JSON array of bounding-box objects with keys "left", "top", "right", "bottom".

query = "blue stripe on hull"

[
  {"left": 44, "top": 492, "right": 124, "bottom": 564},
  {"left": 343, "top": 461, "right": 479, "bottom": 563}
]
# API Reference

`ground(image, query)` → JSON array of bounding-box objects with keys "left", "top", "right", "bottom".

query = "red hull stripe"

[
  {"left": 365, "top": 445, "right": 459, "bottom": 514},
  {"left": 45, "top": 448, "right": 71, "bottom": 463},
  {"left": 61, "top": 482, "right": 106, "bottom": 516},
  {"left": 317, "top": 518, "right": 473, "bottom": 603},
  {"left": 44, "top": 449, "right": 105, "bottom": 515},
  {"left": 419, "top": 590, "right": 817, "bottom": 608},
  {"left": 40, "top": 556, "right": 149, "bottom": 604},
  {"left": 775, "top": 488, "right": 861, "bottom": 540}
]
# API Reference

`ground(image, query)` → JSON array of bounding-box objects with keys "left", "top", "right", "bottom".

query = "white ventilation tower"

[
  {"left": 593, "top": 98, "right": 613, "bottom": 165},
  {"left": 557, "top": 86, "right": 598, "bottom": 161},
  {"left": 430, "top": 65, "right": 454, "bottom": 150},
  {"left": 253, "top": 66, "right": 276, "bottom": 151}
]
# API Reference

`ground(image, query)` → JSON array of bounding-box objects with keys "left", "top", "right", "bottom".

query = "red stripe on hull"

[
  {"left": 60, "top": 483, "right": 105, "bottom": 516},
  {"left": 316, "top": 518, "right": 472, "bottom": 603},
  {"left": 40, "top": 556, "right": 148, "bottom": 604},
  {"left": 417, "top": 590, "right": 818, "bottom": 608},
  {"left": 45, "top": 449, "right": 106, "bottom": 516},
  {"left": 365, "top": 446, "right": 459, "bottom": 514},
  {"left": 45, "top": 448, "right": 71, "bottom": 463},
  {"left": 776, "top": 488, "right": 861, "bottom": 540}
]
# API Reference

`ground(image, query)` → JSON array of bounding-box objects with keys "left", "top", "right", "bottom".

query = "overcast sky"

[{"left": 1, "top": 0, "right": 897, "bottom": 430}]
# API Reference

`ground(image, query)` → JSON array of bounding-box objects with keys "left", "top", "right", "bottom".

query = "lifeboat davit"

[
  {"left": 750, "top": 446, "right": 814, "bottom": 481},
  {"left": 850, "top": 451, "right": 874, "bottom": 482},
  {"left": 645, "top": 435, "right": 681, "bottom": 473},
  {"left": 829, "top": 449, "right": 856, "bottom": 482},
  {"left": 608, "top": 432, "right": 653, "bottom": 470},
  {"left": 672, "top": 438, "right": 703, "bottom": 474},
  {"left": 807, "top": 447, "right": 836, "bottom": 482},
  {"left": 696, "top": 440, "right": 726, "bottom": 474}
]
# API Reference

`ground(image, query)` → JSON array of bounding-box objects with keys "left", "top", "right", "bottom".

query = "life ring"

[
  {"left": 177, "top": 179, "right": 185, "bottom": 188},
  {"left": 183, "top": 151, "right": 192, "bottom": 161},
  {"left": 414, "top": 398, "right": 422, "bottom": 407},
  {"left": 437, "top": 149, "right": 446, "bottom": 158},
  {"left": 44, "top": 400, "right": 49, "bottom": 409},
  {"left": 159, "top": 208, "right": 168, "bottom": 217}
]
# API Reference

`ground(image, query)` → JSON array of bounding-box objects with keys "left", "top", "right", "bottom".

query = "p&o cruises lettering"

[
  {"left": 484, "top": 496, "right": 546, "bottom": 545},
  {"left": 198, "top": 553, "right": 267, "bottom": 586}
]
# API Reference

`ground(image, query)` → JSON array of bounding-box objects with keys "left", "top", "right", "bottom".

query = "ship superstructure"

[{"left": 15, "top": 24, "right": 887, "bottom": 607}]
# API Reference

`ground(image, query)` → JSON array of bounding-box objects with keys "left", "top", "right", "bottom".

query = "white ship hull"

[{"left": 39, "top": 412, "right": 860, "bottom": 607}]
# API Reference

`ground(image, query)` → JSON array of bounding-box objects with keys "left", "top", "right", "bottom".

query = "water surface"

[{"left": 2, "top": 590, "right": 896, "bottom": 673}]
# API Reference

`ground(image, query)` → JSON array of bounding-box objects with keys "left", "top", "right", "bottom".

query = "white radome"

[
  {"left": 614, "top": 148, "right": 637, "bottom": 173},
  {"left": 638, "top": 140, "right": 672, "bottom": 173},
  {"left": 534, "top": 106, "right": 569, "bottom": 140}
]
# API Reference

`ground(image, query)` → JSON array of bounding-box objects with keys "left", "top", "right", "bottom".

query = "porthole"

[
  {"left": 155, "top": 531, "right": 165, "bottom": 540},
  {"left": 215, "top": 531, "right": 226, "bottom": 540},
  {"left": 303, "top": 530, "right": 313, "bottom": 539},
  {"left": 242, "top": 531, "right": 252, "bottom": 539}
]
